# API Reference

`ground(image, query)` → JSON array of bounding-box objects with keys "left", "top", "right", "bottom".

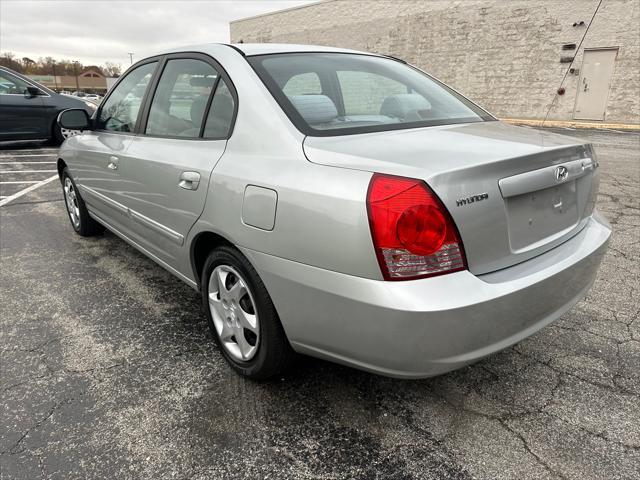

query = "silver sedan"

[{"left": 56, "top": 43, "right": 611, "bottom": 379}]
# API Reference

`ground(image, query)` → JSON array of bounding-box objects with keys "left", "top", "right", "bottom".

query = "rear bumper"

[{"left": 240, "top": 211, "right": 611, "bottom": 378}]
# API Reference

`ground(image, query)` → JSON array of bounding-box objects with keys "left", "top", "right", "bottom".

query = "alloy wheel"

[
  {"left": 208, "top": 265, "right": 260, "bottom": 361},
  {"left": 63, "top": 177, "right": 81, "bottom": 229},
  {"left": 61, "top": 128, "right": 80, "bottom": 139}
]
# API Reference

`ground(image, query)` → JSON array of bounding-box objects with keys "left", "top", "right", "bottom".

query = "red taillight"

[{"left": 366, "top": 173, "right": 467, "bottom": 280}]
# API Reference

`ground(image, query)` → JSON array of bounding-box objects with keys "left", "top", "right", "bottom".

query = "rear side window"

[
  {"left": 97, "top": 62, "right": 156, "bottom": 132},
  {"left": 145, "top": 59, "right": 219, "bottom": 138},
  {"left": 202, "top": 79, "right": 235, "bottom": 139}
]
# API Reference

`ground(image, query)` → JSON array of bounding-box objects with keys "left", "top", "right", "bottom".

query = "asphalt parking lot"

[{"left": 1, "top": 129, "right": 639, "bottom": 480}]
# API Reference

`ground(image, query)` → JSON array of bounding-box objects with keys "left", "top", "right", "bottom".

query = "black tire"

[
  {"left": 61, "top": 168, "right": 104, "bottom": 237},
  {"left": 51, "top": 120, "right": 65, "bottom": 145},
  {"left": 201, "top": 246, "right": 295, "bottom": 380}
]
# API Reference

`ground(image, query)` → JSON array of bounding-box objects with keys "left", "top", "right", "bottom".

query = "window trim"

[
  {"left": 198, "top": 75, "right": 221, "bottom": 138},
  {"left": 137, "top": 52, "right": 238, "bottom": 142},
  {"left": 246, "top": 52, "right": 496, "bottom": 138},
  {"left": 94, "top": 56, "right": 162, "bottom": 136}
]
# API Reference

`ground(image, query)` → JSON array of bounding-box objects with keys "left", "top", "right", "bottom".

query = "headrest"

[
  {"left": 288, "top": 94, "right": 338, "bottom": 124},
  {"left": 380, "top": 94, "right": 431, "bottom": 119}
]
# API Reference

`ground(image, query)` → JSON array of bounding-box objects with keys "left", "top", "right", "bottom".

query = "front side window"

[
  {"left": 0, "top": 71, "right": 31, "bottom": 95},
  {"left": 145, "top": 59, "right": 219, "bottom": 138},
  {"left": 249, "top": 53, "right": 493, "bottom": 136},
  {"left": 97, "top": 62, "right": 157, "bottom": 132}
]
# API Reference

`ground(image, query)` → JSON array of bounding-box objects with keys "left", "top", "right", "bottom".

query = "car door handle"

[
  {"left": 107, "top": 156, "right": 119, "bottom": 170},
  {"left": 178, "top": 171, "right": 200, "bottom": 190}
]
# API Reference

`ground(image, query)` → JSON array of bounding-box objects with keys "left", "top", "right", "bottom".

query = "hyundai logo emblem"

[{"left": 555, "top": 165, "right": 569, "bottom": 182}]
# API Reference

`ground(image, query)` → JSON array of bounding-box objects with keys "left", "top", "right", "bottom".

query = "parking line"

[
  {"left": 0, "top": 181, "right": 42, "bottom": 184},
  {"left": 0, "top": 170, "right": 57, "bottom": 174},
  {"left": 0, "top": 154, "right": 57, "bottom": 158},
  {"left": 0, "top": 161, "right": 56, "bottom": 165},
  {"left": 0, "top": 175, "right": 59, "bottom": 207}
]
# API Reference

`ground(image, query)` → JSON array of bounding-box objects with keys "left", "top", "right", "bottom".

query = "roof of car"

[
  {"left": 162, "top": 42, "right": 375, "bottom": 58},
  {"left": 226, "top": 43, "right": 371, "bottom": 56}
]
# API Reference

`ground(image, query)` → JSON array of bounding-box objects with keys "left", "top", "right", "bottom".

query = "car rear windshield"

[{"left": 248, "top": 53, "right": 494, "bottom": 136}]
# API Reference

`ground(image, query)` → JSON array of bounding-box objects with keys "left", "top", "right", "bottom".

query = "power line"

[{"left": 542, "top": 0, "right": 603, "bottom": 126}]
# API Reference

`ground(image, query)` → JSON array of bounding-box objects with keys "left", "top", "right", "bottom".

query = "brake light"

[{"left": 367, "top": 173, "right": 467, "bottom": 280}]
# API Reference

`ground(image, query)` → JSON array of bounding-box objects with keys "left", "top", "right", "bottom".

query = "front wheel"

[
  {"left": 51, "top": 121, "right": 66, "bottom": 145},
  {"left": 51, "top": 120, "right": 79, "bottom": 145},
  {"left": 61, "top": 169, "right": 104, "bottom": 236},
  {"left": 201, "top": 246, "right": 294, "bottom": 380}
]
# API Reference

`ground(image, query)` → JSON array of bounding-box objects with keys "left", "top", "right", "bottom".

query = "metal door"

[
  {"left": 68, "top": 132, "right": 133, "bottom": 233},
  {"left": 574, "top": 48, "right": 618, "bottom": 121},
  {"left": 70, "top": 60, "right": 159, "bottom": 233},
  {"left": 113, "top": 55, "right": 236, "bottom": 269},
  {"left": 0, "top": 70, "right": 46, "bottom": 140},
  {"left": 118, "top": 137, "right": 226, "bottom": 266},
  {"left": 0, "top": 94, "right": 45, "bottom": 140}
]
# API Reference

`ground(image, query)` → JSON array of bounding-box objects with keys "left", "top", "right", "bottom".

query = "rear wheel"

[
  {"left": 201, "top": 246, "right": 294, "bottom": 379},
  {"left": 61, "top": 169, "right": 104, "bottom": 236}
]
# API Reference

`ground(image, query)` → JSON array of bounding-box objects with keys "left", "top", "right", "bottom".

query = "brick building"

[
  {"left": 231, "top": 0, "right": 640, "bottom": 125},
  {"left": 27, "top": 69, "right": 108, "bottom": 93}
]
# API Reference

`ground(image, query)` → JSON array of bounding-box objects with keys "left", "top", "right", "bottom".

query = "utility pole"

[
  {"left": 52, "top": 60, "right": 58, "bottom": 91},
  {"left": 73, "top": 61, "right": 80, "bottom": 92},
  {"left": 128, "top": 52, "right": 134, "bottom": 64}
]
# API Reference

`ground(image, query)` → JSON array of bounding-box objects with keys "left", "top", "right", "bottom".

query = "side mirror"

[
  {"left": 58, "top": 109, "right": 92, "bottom": 131},
  {"left": 25, "top": 85, "right": 45, "bottom": 97}
]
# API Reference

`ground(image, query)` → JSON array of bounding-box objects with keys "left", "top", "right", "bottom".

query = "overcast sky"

[{"left": 0, "top": 0, "right": 315, "bottom": 67}]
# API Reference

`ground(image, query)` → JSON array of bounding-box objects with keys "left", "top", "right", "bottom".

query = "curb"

[{"left": 501, "top": 118, "right": 640, "bottom": 131}]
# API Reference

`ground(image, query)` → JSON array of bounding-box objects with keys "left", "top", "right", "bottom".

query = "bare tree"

[
  {"left": 21, "top": 57, "right": 36, "bottom": 73},
  {"left": 0, "top": 52, "right": 22, "bottom": 72}
]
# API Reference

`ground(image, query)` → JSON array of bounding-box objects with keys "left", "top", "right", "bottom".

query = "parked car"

[
  {"left": 71, "top": 91, "right": 87, "bottom": 97},
  {"left": 75, "top": 95, "right": 100, "bottom": 108},
  {"left": 84, "top": 93, "right": 101, "bottom": 102},
  {"left": 0, "top": 66, "right": 96, "bottom": 144},
  {"left": 56, "top": 44, "right": 611, "bottom": 379}
]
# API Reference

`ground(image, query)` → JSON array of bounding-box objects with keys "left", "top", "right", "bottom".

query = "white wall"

[{"left": 231, "top": 0, "right": 640, "bottom": 124}]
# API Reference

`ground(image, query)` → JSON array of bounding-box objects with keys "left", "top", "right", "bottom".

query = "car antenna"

[{"left": 542, "top": 0, "right": 602, "bottom": 127}]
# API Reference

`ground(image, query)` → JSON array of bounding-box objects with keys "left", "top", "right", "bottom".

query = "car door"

[
  {"left": 116, "top": 54, "right": 236, "bottom": 267},
  {"left": 0, "top": 70, "right": 46, "bottom": 140},
  {"left": 69, "top": 60, "right": 159, "bottom": 233}
]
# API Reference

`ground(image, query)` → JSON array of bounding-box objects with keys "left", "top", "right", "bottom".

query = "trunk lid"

[{"left": 303, "top": 121, "right": 598, "bottom": 274}]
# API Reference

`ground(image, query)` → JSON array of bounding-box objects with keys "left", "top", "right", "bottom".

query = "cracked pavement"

[{"left": 1, "top": 128, "right": 639, "bottom": 479}]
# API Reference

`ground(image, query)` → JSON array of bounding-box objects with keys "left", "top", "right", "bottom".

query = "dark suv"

[{"left": 0, "top": 66, "right": 96, "bottom": 144}]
